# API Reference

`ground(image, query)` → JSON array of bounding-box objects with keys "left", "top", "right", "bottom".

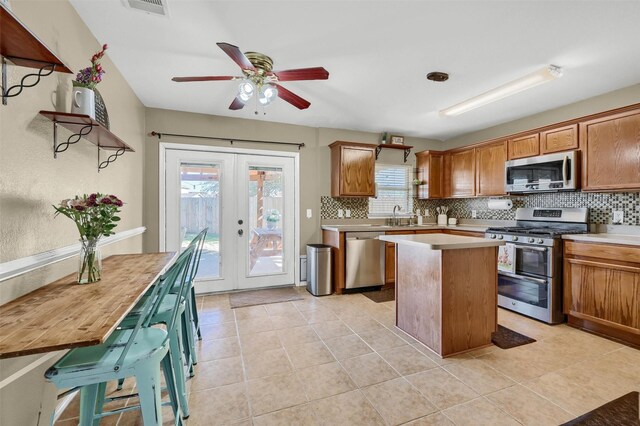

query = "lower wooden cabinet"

[{"left": 564, "top": 240, "right": 640, "bottom": 347}]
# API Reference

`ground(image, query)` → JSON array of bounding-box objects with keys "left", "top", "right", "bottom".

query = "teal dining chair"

[
  {"left": 171, "top": 228, "right": 207, "bottom": 376},
  {"left": 114, "top": 229, "right": 207, "bottom": 418},
  {"left": 45, "top": 246, "right": 194, "bottom": 426}
]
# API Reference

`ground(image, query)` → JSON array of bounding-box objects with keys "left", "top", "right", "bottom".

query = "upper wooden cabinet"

[
  {"left": 449, "top": 148, "right": 476, "bottom": 197},
  {"left": 581, "top": 108, "right": 640, "bottom": 191},
  {"left": 540, "top": 124, "right": 578, "bottom": 154},
  {"left": 476, "top": 140, "right": 507, "bottom": 196},
  {"left": 329, "top": 141, "right": 376, "bottom": 197},
  {"left": 415, "top": 151, "right": 444, "bottom": 199},
  {"left": 507, "top": 133, "right": 539, "bottom": 160}
]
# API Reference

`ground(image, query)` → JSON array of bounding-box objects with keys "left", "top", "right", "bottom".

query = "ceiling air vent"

[{"left": 124, "top": 0, "right": 169, "bottom": 16}]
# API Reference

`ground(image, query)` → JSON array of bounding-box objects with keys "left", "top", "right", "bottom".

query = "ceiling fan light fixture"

[
  {"left": 440, "top": 65, "right": 563, "bottom": 117},
  {"left": 238, "top": 80, "right": 255, "bottom": 101},
  {"left": 258, "top": 84, "right": 278, "bottom": 106}
]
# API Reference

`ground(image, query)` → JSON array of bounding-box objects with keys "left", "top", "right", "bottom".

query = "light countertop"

[
  {"left": 321, "top": 224, "right": 489, "bottom": 233},
  {"left": 563, "top": 233, "right": 640, "bottom": 246},
  {"left": 380, "top": 234, "right": 506, "bottom": 250}
]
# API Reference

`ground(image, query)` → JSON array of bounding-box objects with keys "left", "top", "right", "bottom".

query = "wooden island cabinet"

[
  {"left": 564, "top": 240, "right": 640, "bottom": 347},
  {"left": 381, "top": 233, "right": 504, "bottom": 357},
  {"left": 329, "top": 141, "right": 376, "bottom": 197}
]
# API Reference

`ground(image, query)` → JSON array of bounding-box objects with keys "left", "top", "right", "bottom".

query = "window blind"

[{"left": 368, "top": 163, "right": 413, "bottom": 217}]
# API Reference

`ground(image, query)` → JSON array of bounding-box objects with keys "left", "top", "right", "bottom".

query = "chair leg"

[
  {"left": 161, "top": 354, "right": 182, "bottom": 421},
  {"left": 92, "top": 382, "right": 107, "bottom": 426},
  {"left": 181, "top": 307, "right": 197, "bottom": 376},
  {"left": 135, "top": 365, "right": 163, "bottom": 426},
  {"left": 190, "top": 287, "right": 202, "bottom": 340},
  {"left": 78, "top": 384, "right": 99, "bottom": 426},
  {"left": 169, "top": 320, "right": 190, "bottom": 418},
  {"left": 115, "top": 377, "right": 125, "bottom": 391}
]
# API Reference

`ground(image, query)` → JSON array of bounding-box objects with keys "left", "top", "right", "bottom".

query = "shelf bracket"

[
  {"left": 2, "top": 57, "right": 56, "bottom": 105},
  {"left": 98, "top": 147, "right": 126, "bottom": 171},
  {"left": 403, "top": 148, "right": 411, "bottom": 163},
  {"left": 52, "top": 121, "right": 96, "bottom": 158},
  {"left": 375, "top": 146, "right": 382, "bottom": 160}
]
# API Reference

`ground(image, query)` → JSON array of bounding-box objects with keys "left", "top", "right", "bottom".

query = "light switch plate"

[
  {"left": 338, "top": 209, "right": 344, "bottom": 218},
  {"left": 472, "top": 210, "right": 477, "bottom": 218},
  {"left": 613, "top": 210, "right": 624, "bottom": 224},
  {"left": 306, "top": 209, "right": 312, "bottom": 219},
  {"left": 345, "top": 209, "right": 351, "bottom": 218}
]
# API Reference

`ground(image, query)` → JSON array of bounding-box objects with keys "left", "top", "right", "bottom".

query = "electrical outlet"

[
  {"left": 337, "top": 209, "right": 344, "bottom": 218},
  {"left": 306, "top": 209, "right": 312, "bottom": 219},
  {"left": 345, "top": 209, "right": 351, "bottom": 218},
  {"left": 472, "top": 210, "right": 477, "bottom": 218},
  {"left": 424, "top": 208, "right": 430, "bottom": 217},
  {"left": 612, "top": 210, "right": 624, "bottom": 224}
]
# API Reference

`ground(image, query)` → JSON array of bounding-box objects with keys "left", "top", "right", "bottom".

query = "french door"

[{"left": 164, "top": 148, "right": 295, "bottom": 293}]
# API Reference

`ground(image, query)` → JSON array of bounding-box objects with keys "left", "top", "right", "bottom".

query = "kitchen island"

[{"left": 380, "top": 234, "right": 505, "bottom": 357}]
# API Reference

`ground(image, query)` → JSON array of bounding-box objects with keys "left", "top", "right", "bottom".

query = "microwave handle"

[
  {"left": 562, "top": 155, "right": 568, "bottom": 185},
  {"left": 500, "top": 271, "right": 547, "bottom": 285}
]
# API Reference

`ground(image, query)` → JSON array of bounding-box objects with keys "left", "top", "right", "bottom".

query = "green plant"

[
  {"left": 266, "top": 209, "right": 281, "bottom": 223},
  {"left": 54, "top": 193, "right": 123, "bottom": 239}
]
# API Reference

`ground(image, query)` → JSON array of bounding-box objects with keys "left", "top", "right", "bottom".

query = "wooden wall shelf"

[
  {"left": 40, "top": 111, "right": 134, "bottom": 170},
  {"left": 375, "top": 144, "right": 414, "bottom": 163},
  {"left": 1, "top": 4, "right": 72, "bottom": 104}
]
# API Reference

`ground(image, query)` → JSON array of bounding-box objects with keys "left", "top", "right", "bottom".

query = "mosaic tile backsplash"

[{"left": 321, "top": 192, "right": 640, "bottom": 225}]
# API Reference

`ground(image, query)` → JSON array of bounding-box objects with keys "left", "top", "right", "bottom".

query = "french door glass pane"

[
  {"left": 247, "top": 166, "right": 284, "bottom": 276},
  {"left": 180, "top": 163, "right": 221, "bottom": 279}
]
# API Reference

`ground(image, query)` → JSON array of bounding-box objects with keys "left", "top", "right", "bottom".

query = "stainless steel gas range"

[{"left": 485, "top": 207, "right": 589, "bottom": 324}]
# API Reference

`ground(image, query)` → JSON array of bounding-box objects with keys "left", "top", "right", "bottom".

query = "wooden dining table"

[{"left": 0, "top": 252, "right": 176, "bottom": 359}]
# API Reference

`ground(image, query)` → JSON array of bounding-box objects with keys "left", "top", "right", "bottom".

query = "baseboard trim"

[{"left": 0, "top": 226, "right": 146, "bottom": 283}]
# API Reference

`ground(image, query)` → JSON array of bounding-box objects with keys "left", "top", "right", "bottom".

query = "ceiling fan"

[{"left": 172, "top": 42, "right": 329, "bottom": 111}]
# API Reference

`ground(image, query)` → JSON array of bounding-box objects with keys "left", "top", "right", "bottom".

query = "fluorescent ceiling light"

[{"left": 440, "top": 65, "right": 563, "bottom": 117}]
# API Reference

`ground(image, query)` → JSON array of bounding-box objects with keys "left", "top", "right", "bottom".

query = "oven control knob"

[
  {"left": 537, "top": 238, "right": 544, "bottom": 244},
  {"left": 497, "top": 235, "right": 503, "bottom": 240},
  {"left": 528, "top": 238, "right": 535, "bottom": 243},
  {"left": 489, "top": 234, "right": 496, "bottom": 239},
  {"left": 511, "top": 236, "right": 518, "bottom": 241}
]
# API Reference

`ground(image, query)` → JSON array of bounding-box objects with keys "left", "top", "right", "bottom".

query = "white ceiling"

[{"left": 69, "top": 0, "right": 640, "bottom": 141}]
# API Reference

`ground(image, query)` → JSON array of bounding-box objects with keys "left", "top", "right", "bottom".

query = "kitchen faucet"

[{"left": 392, "top": 205, "right": 402, "bottom": 226}]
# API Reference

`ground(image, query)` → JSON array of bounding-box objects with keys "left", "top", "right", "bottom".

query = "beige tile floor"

[{"left": 57, "top": 287, "right": 640, "bottom": 426}]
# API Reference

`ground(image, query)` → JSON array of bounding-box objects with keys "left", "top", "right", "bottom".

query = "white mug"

[{"left": 71, "top": 87, "right": 96, "bottom": 119}]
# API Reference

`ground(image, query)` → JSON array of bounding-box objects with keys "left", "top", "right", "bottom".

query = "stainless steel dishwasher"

[{"left": 345, "top": 231, "right": 385, "bottom": 289}]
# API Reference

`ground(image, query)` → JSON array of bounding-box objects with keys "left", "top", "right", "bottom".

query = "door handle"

[
  {"left": 562, "top": 155, "right": 568, "bottom": 185},
  {"left": 500, "top": 271, "right": 547, "bottom": 284},
  {"left": 238, "top": 229, "right": 244, "bottom": 236}
]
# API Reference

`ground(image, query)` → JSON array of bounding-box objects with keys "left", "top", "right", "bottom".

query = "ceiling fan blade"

[
  {"left": 272, "top": 67, "right": 329, "bottom": 81},
  {"left": 172, "top": 76, "right": 237, "bottom": 82},
  {"left": 229, "top": 96, "right": 246, "bottom": 110},
  {"left": 274, "top": 84, "right": 311, "bottom": 110},
  {"left": 216, "top": 42, "right": 256, "bottom": 71}
]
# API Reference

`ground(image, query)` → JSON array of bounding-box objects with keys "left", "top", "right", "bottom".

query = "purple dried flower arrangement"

[{"left": 73, "top": 44, "right": 108, "bottom": 90}]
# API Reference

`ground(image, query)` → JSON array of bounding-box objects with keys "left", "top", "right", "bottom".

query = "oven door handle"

[
  {"left": 500, "top": 271, "right": 548, "bottom": 284},
  {"left": 518, "top": 246, "right": 548, "bottom": 252},
  {"left": 562, "top": 155, "right": 568, "bottom": 185}
]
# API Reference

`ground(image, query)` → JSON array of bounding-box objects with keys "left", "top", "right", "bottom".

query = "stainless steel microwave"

[{"left": 505, "top": 150, "right": 578, "bottom": 193}]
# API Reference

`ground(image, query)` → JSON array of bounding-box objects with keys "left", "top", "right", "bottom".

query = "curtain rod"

[{"left": 150, "top": 131, "right": 305, "bottom": 150}]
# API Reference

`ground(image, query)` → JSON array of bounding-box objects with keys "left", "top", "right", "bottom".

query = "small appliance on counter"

[{"left": 485, "top": 207, "right": 588, "bottom": 324}]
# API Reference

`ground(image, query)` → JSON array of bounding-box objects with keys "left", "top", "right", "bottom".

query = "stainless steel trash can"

[{"left": 306, "top": 244, "right": 332, "bottom": 296}]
